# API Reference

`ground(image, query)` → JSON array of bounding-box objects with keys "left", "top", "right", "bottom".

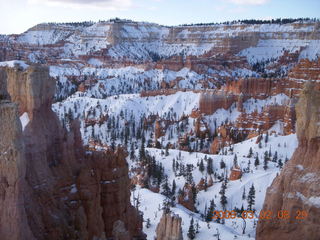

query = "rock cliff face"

[
  {"left": 155, "top": 212, "right": 183, "bottom": 240},
  {"left": 256, "top": 82, "right": 320, "bottom": 240},
  {"left": 0, "top": 65, "right": 145, "bottom": 240},
  {"left": 0, "top": 72, "right": 35, "bottom": 240}
]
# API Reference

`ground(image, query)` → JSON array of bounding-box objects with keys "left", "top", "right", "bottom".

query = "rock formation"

[
  {"left": 0, "top": 65, "right": 145, "bottom": 240},
  {"left": 177, "top": 184, "right": 195, "bottom": 212},
  {"left": 0, "top": 69, "right": 35, "bottom": 240},
  {"left": 155, "top": 212, "right": 183, "bottom": 240},
  {"left": 229, "top": 166, "right": 242, "bottom": 181},
  {"left": 256, "top": 82, "right": 320, "bottom": 240}
]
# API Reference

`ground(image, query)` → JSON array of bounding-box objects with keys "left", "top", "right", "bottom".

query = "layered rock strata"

[
  {"left": 256, "top": 82, "right": 320, "bottom": 240},
  {"left": 0, "top": 65, "right": 145, "bottom": 240}
]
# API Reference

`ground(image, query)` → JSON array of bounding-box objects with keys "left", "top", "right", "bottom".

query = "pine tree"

[
  {"left": 206, "top": 199, "right": 216, "bottom": 222},
  {"left": 139, "top": 134, "right": 146, "bottom": 162},
  {"left": 162, "top": 197, "right": 170, "bottom": 213},
  {"left": 233, "top": 154, "right": 238, "bottom": 167},
  {"left": 199, "top": 159, "right": 205, "bottom": 173},
  {"left": 187, "top": 217, "right": 196, "bottom": 240},
  {"left": 268, "top": 147, "right": 272, "bottom": 158},
  {"left": 254, "top": 156, "right": 260, "bottom": 167},
  {"left": 146, "top": 218, "right": 151, "bottom": 228},
  {"left": 263, "top": 154, "right": 268, "bottom": 170},
  {"left": 161, "top": 176, "right": 171, "bottom": 198},
  {"left": 130, "top": 142, "right": 135, "bottom": 160},
  {"left": 247, "top": 147, "right": 253, "bottom": 158},
  {"left": 242, "top": 187, "right": 246, "bottom": 200},
  {"left": 165, "top": 144, "right": 169, "bottom": 156},
  {"left": 219, "top": 181, "right": 228, "bottom": 210},
  {"left": 220, "top": 159, "right": 226, "bottom": 169},
  {"left": 264, "top": 132, "right": 269, "bottom": 143},
  {"left": 278, "top": 158, "right": 283, "bottom": 169},
  {"left": 247, "top": 184, "right": 256, "bottom": 211},
  {"left": 171, "top": 179, "right": 176, "bottom": 195},
  {"left": 272, "top": 151, "right": 278, "bottom": 162},
  {"left": 172, "top": 158, "right": 176, "bottom": 173},
  {"left": 207, "top": 158, "right": 214, "bottom": 175}
]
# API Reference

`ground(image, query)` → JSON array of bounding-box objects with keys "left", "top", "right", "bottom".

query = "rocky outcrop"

[
  {"left": 155, "top": 212, "right": 183, "bottom": 240},
  {"left": 256, "top": 82, "right": 320, "bottom": 240},
  {"left": 0, "top": 75, "right": 35, "bottom": 240},
  {"left": 0, "top": 65, "right": 145, "bottom": 240},
  {"left": 229, "top": 167, "right": 242, "bottom": 181},
  {"left": 177, "top": 184, "right": 195, "bottom": 212},
  {"left": 199, "top": 91, "right": 237, "bottom": 115}
]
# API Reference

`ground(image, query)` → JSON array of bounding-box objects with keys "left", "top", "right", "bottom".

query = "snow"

[
  {"left": 243, "top": 94, "right": 290, "bottom": 114},
  {"left": 238, "top": 39, "right": 317, "bottom": 64},
  {"left": 88, "top": 58, "right": 103, "bottom": 67},
  {"left": 20, "top": 112, "right": 30, "bottom": 131},
  {"left": 296, "top": 192, "right": 320, "bottom": 208},
  {"left": 13, "top": 21, "right": 318, "bottom": 62},
  {"left": 11, "top": 19, "right": 317, "bottom": 239},
  {"left": 130, "top": 133, "right": 298, "bottom": 240},
  {"left": 0, "top": 60, "right": 29, "bottom": 70},
  {"left": 70, "top": 184, "right": 78, "bottom": 193}
]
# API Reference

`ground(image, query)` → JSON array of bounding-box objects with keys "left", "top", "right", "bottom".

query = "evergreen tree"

[
  {"left": 254, "top": 155, "right": 260, "bottom": 167},
  {"left": 171, "top": 179, "right": 176, "bottom": 195},
  {"left": 247, "top": 147, "right": 253, "bottom": 158},
  {"left": 146, "top": 218, "right": 151, "bottom": 228},
  {"left": 207, "top": 158, "right": 214, "bottom": 175},
  {"left": 199, "top": 159, "right": 205, "bottom": 173},
  {"left": 130, "top": 142, "right": 135, "bottom": 160},
  {"left": 172, "top": 158, "right": 176, "bottom": 173},
  {"left": 242, "top": 187, "right": 246, "bottom": 200},
  {"left": 220, "top": 159, "right": 226, "bottom": 169},
  {"left": 247, "top": 184, "right": 256, "bottom": 211},
  {"left": 161, "top": 176, "right": 171, "bottom": 198},
  {"left": 264, "top": 132, "right": 269, "bottom": 143},
  {"left": 263, "top": 154, "right": 268, "bottom": 170},
  {"left": 219, "top": 181, "right": 228, "bottom": 210},
  {"left": 278, "top": 158, "right": 283, "bottom": 169},
  {"left": 268, "top": 147, "right": 272, "bottom": 158},
  {"left": 206, "top": 199, "right": 216, "bottom": 222},
  {"left": 233, "top": 154, "right": 238, "bottom": 167},
  {"left": 187, "top": 217, "right": 196, "bottom": 240},
  {"left": 272, "top": 151, "right": 278, "bottom": 162},
  {"left": 165, "top": 144, "right": 169, "bottom": 156},
  {"left": 139, "top": 134, "right": 146, "bottom": 162},
  {"left": 162, "top": 197, "right": 170, "bottom": 213}
]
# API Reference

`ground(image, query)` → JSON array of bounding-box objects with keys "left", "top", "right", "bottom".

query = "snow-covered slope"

[{"left": 131, "top": 133, "right": 298, "bottom": 240}]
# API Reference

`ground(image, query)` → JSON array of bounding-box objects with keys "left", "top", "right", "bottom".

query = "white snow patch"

[
  {"left": 20, "top": 112, "right": 30, "bottom": 131},
  {"left": 0, "top": 60, "right": 29, "bottom": 70}
]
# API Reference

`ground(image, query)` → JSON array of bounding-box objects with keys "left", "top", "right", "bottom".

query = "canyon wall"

[
  {"left": 256, "top": 82, "right": 320, "bottom": 240},
  {"left": 0, "top": 65, "right": 145, "bottom": 240},
  {"left": 0, "top": 70, "right": 35, "bottom": 240}
]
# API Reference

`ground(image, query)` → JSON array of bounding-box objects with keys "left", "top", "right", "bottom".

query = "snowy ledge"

[{"left": 0, "top": 60, "right": 29, "bottom": 70}]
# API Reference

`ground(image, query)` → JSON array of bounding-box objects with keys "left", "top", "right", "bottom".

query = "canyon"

[{"left": 0, "top": 18, "right": 319, "bottom": 239}]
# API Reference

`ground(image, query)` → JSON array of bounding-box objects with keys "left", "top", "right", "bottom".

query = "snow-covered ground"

[{"left": 131, "top": 133, "right": 298, "bottom": 240}]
